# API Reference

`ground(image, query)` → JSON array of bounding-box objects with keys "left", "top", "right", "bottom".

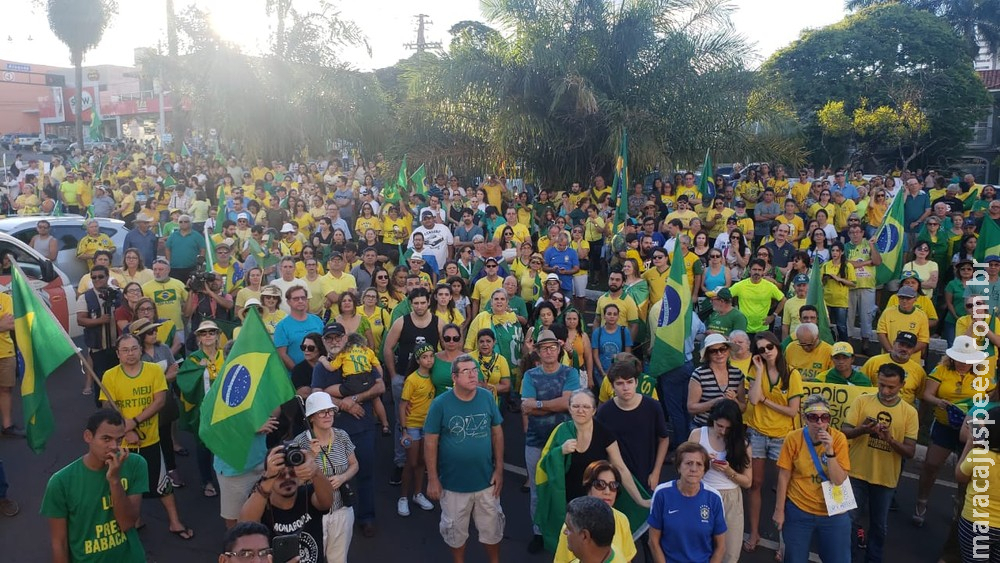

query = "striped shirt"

[
  {"left": 690, "top": 365, "right": 745, "bottom": 426},
  {"left": 293, "top": 428, "right": 355, "bottom": 510}
]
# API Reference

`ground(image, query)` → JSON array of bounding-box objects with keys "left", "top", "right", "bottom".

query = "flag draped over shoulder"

[
  {"left": 198, "top": 308, "right": 295, "bottom": 468},
  {"left": 175, "top": 356, "right": 208, "bottom": 432},
  {"left": 874, "top": 191, "right": 906, "bottom": 285},
  {"left": 612, "top": 130, "right": 629, "bottom": 234},
  {"left": 698, "top": 149, "right": 715, "bottom": 202},
  {"left": 535, "top": 422, "right": 576, "bottom": 553},
  {"left": 12, "top": 266, "right": 77, "bottom": 453},
  {"left": 975, "top": 214, "right": 1000, "bottom": 262},
  {"left": 649, "top": 242, "right": 691, "bottom": 376},
  {"left": 806, "top": 260, "right": 835, "bottom": 344}
]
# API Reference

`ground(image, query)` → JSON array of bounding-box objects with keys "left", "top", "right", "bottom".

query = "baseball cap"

[
  {"left": 895, "top": 331, "right": 918, "bottom": 347},
  {"left": 831, "top": 342, "right": 854, "bottom": 357},
  {"left": 421, "top": 209, "right": 435, "bottom": 219},
  {"left": 793, "top": 274, "right": 809, "bottom": 285},
  {"left": 409, "top": 253, "right": 425, "bottom": 263},
  {"left": 484, "top": 256, "right": 499, "bottom": 265},
  {"left": 323, "top": 322, "right": 346, "bottom": 337},
  {"left": 280, "top": 223, "right": 296, "bottom": 233},
  {"left": 711, "top": 288, "right": 732, "bottom": 301},
  {"left": 964, "top": 218, "right": 977, "bottom": 227},
  {"left": 899, "top": 270, "right": 922, "bottom": 282},
  {"left": 897, "top": 286, "right": 918, "bottom": 298},
  {"left": 735, "top": 199, "right": 746, "bottom": 207},
  {"left": 413, "top": 343, "right": 436, "bottom": 359},
  {"left": 328, "top": 251, "right": 343, "bottom": 260},
  {"left": 987, "top": 255, "right": 1000, "bottom": 264},
  {"left": 237, "top": 212, "right": 250, "bottom": 221}
]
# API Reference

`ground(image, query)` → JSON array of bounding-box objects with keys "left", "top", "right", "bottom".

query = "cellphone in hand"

[
  {"left": 272, "top": 533, "right": 299, "bottom": 563},
  {"left": 864, "top": 416, "right": 877, "bottom": 426}
]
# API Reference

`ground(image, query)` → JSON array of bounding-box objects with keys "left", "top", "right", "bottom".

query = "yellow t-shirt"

[
  {"left": 571, "top": 240, "right": 591, "bottom": 274},
  {"left": 642, "top": 267, "right": 670, "bottom": 306},
  {"left": 381, "top": 216, "right": 409, "bottom": 245},
  {"left": 859, "top": 354, "right": 927, "bottom": 406},
  {"left": 76, "top": 234, "right": 116, "bottom": 269},
  {"left": 664, "top": 209, "right": 699, "bottom": 230},
  {"left": 844, "top": 394, "right": 918, "bottom": 487},
  {"left": 471, "top": 351, "right": 511, "bottom": 404},
  {"left": 706, "top": 207, "right": 735, "bottom": 239},
  {"left": 472, "top": 276, "right": 504, "bottom": 303},
  {"left": 737, "top": 181, "right": 763, "bottom": 209},
  {"left": 745, "top": 368, "right": 804, "bottom": 437},
  {"left": 303, "top": 275, "right": 336, "bottom": 316},
  {"left": 595, "top": 294, "right": 639, "bottom": 327},
  {"left": 482, "top": 182, "right": 504, "bottom": 209},
  {"left": 821, "top": 261, "right": 856, "bottom": 308},
  {"left": 331, "top": 344, "right": 381, "bottom": 378},
  {"left": 782, "top": 296, "right": 806, "bottom": 336},
  {"left": 833, "top": 199, "right": 858, "bottom": 231},
  {"left": 355, "top": 216, "right": 381, "bottom": 236},
  {"left": 784, "top": 341, "right": 833, "bottom": 383},
  {"left": 885, "top": 294, "right": 939, "bottom": 321},
  {"left": 554, "top": 507, "right": 637, "bottom": 563},
  {"left": 777, "top": 427, "right": 851, "bottom": 516},
  {"left": 777, "top": 214, "right": 805, "bottom": 242},
  {"left": 433, "top": 308, "right": 465, "bottom": 327},
  {"left": 768, "top": 178, "right": 791, "bottom": 198},
  {"left": 323, "top": 273, "right": 358, "bottom": 317},
  {"left": 960, "top": 450, "right": 1000, "bottom": 528},
  {"left": 99, "top": 362, "right": 168, "bottom": 449},
  {"left": 401, "top": 371, "right": 436, "bottom": 428},
  {"left": 876, "top": 307, "right": 930, "bottom": 359},
  {"left": 807, "top": 202, "right": 836, "bottom": 220},
  {"left": 928, "top": 365, "right": 995, "bottom": 425},
  {"left": 0, "top": 293, "right": 13, "bottom": 358},
  {"left": 464, "top": 310, "right": 518, "bottom": 351},
  {"left": 142, "top": 278, "right": 188, "bottom": 330}
]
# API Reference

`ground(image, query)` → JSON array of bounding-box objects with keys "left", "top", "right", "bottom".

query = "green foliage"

[
  {"left": 844, "top": 0, "right": 1000, "bottom": 56},
  {"left": 766, "top": 3, "right": 991, "bottom": 169}
]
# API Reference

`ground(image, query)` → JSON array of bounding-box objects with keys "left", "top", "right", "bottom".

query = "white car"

[
  {"left": 0, "top": 216, "right": 129, "bottom": 285},
  {"left": 0, "top": 232, "right": 80, "bottom": 337}
]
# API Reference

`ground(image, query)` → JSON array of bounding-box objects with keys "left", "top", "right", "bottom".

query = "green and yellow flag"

[
  {"left": 410, "top": 164, "right": 427, "bottom": 196},
  {"left": 698, "top": 149, "right": 716, "bottom": 203},
  {"left": 874, "top": 191, "right": 906, "bottom": 285},
  {"left": 975, "top": 215, "right": 1000, "bottom": 262},
  {"left": 198, "top": 308, "right": 294, "bottom": 468},
  {"left": 806, "top": 260, "right": 835, "bottom": 344},
  {"left": 12, "top": 266, "right": 77, "bottom": 453},
  {"left": 649, "top": 242, "right": 692, "bottom": 376},
  {"left": 396, "top": 154, "right": 409, "bottom": 194},
  {"left": 611, "top": 130, "right": 629, "bottom": 234}
]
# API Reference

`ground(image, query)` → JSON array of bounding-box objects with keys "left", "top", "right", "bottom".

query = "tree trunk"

[
  {"left": 73, "top": 51, "right": 84, "bottom": 146},
  {"left": 166, "top": 0, "right": 181, "bottom": 150}
]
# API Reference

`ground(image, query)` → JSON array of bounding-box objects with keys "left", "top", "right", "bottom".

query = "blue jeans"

[
  {"left": 942, "top": 320, "right": 956, "bottom": 347},
  {"left": 656, "top": 361, "right": 693, "bottom": 447},
  {"left": 525, "top": 445, "right": 542, "bottom": 535},
  {"left": 0, "top": 460, "right": 7, "bottom": 498},
  {"left": 829, "top": 306, "right": 848, "bottom": 342},
  {"left": 782, "top": 500, "right": 851, "bottom": 563},
  {"left": 350, "top": 427, "right": 377, "bottom": 524},
  {"left": 850, "top": 477, "right": 894, "bottom": 563},
  {"left": 390, "top": 374, "right": 405, "bottom": 468}
]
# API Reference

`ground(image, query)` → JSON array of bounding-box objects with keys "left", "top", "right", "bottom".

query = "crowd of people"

[{"left": 1, "top": 146, "right": 998, "bottom": 563}]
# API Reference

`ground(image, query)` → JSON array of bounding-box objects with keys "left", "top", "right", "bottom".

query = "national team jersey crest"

[{"left": 700, "top": 505, "right": 710, "bottom": 521}]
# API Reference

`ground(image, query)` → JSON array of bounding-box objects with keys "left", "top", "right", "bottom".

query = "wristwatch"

[{"left": 535, "top": 400, "right": 543, "bottom": 409}]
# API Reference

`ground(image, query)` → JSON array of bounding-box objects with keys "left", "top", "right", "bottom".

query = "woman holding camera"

[{"left": 292, "top": 392, "right": 359, "bottom": 563}]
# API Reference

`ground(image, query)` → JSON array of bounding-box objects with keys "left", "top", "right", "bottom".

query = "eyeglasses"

[
  {"left": 805, "top": 412, "right": 832, "bottom": 424},
  {"left": 709, "top": 254, "right": 722, "bottom": 259},
  {"left": 485, "top": 264, "right": 498, "bottom": 269},
  {"left": 91, "top": 274, "right": 107, "bottom": 280},
  {"left": 589, "top": 479, "right": 621, "bottom": 492},
  {"left": 757, "top": 343, "right": 776, "bottom": 352},
  {"left": 314, "top": 408, "right": 335, "bottom": 417},
  {"left": 300, "top": 344, "right": 318, "bottom": 352},
  {"left": 126, "top": 288, "right": 142, "bottom": 294},
  {"left": 442, "top": 335, "right": 461, "bottom": 343},
  {"left": 569, "top": 403, "right": 594, "bottom": 411},
  {"left": 224, "top": 548, "right": 274, "bottom": 561}
]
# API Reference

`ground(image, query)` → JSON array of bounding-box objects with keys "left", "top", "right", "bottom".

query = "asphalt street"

[{"left": 0, "top": 350, "right": 964, "bottom": 563}]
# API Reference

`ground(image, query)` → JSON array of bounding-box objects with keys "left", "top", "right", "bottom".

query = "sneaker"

[
  {"left": 413, "top": 493, "right": 434, "bottom": 511},
  {"left": 0, "top": 498, "right": 19, "bottom": 517},
  {"left": 389, "top": 466, "right": 403, "bottom": 486},
  {"left": 396, "top": 497, "right": 410, "bottom": 517},
  {"left": 528, "top": 534, "right": 544, "bottom": 554},
  {"left": 1, "top": 425, "right": 25, "bottom": 438},
  {"left": 856, "top": 527, "right": 867, "bottom": 550}
]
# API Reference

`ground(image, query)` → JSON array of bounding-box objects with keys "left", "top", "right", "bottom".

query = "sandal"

[
  {"left": 912, "top": 499, "right": 928, "bottom": 527},
  {"left": 169, "top": 527, "right": 195, "bottom": 540},
  {"left": 743, "top": 534, "right": 760, "bottom": 553},
  {"left": 82, "top": 387, "right": 92, "bottom": 396},
  {"left": 381, "top": 425, "right": 391, "bottom": 437},
  {"left": 203, "top": 483, "right": 218, "bottom": 498}
]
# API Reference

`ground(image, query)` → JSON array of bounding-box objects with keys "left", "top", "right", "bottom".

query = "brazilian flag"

[
  {"left": 874, "top": 191, "right": 906, "bottom": 285},
  {"left": 698, "top": 149, "right": 715, "bottom": 203},
  {"left": 648, "top": 242, "right": 692, "bottom": 376},
  {"left": 806, "top": 260, "right": 835, "bottom": 344},
  {"left": 975, "top": 213, "right": 1000, "bottom": 262},
  {"left": 611, "top": 130, "right": 629, "bottom": 234},
  {"left": 197, "top": 308, "right": 295, "bottom": 468}
]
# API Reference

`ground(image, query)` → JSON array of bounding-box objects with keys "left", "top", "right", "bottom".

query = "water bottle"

[
  {"left": 400, "top": 432, "right": 412, "bottom": 448},
  {"left": 579, "top": 369, "right": 589, "bottom": 390}
]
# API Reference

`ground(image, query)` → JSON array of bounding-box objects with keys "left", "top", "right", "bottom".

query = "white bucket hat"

[
  {"left": 304, "top": 392, "right": 338, "bottom": 417},
  {"left": 701, "top": 333, "right": 734, "bottom": 361},
  {"left": 946, "top": 335, "right": 988, "bottom": 365}
]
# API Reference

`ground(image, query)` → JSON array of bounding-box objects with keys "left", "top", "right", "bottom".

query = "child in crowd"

[
  {"left": 320, "top": 332, "right": 391, "bottom": 434},
  {"left": 397, "top": 343, "right": 437, "bottom": 516}
]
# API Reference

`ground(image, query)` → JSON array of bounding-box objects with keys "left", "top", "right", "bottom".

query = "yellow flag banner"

[{"left": 800, "top": 382, "right": 875, "bottom": 428}]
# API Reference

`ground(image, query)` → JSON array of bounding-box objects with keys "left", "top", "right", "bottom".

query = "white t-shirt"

[
  {"left": 410, "top": 224, "right": 454, "bottom": 268},
  {"left": 269, "top": 277, "right": 310, "bottom": 315}
]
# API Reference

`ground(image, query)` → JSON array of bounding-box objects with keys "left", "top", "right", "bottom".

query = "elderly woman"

[
  {"left": 689, "top": 400, "right": 753, "bottom": 563},
  {"left": 648, "top": 441, "right": 727, "bottom": 563},
  {"left": 535, "top": 389, "right": 649, "bottom": 552},
  {"left": 553, "top": 460, "right": 638, "bottom": 563},
  {"left": 774, "top": 394, "right": 851, "bottom": 563},
  {"left": 291, "top": 392, "right": 359, "bottom": 563},
  {"left": 688, "top": 333, "right": 747, "bottom": 429}
]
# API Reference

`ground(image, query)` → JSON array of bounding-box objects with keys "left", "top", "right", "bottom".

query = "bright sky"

[{"left": 0, "top": 0, "right": 847, "bottom": 71}]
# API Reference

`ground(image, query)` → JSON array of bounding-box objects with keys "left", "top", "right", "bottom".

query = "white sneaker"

[
  {"left": 396, "top": 497, "right": 410, "bottom": 517},
  {"left": 413, "top": 493, "right": 434, "bottom": 511}
]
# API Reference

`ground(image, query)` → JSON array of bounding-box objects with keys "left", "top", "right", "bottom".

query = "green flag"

[
  {"left": 198, "top": 308, "right": 295, "bottom": 468},
  {"left": 213, "top": 185, "right": 227, "bottom": 235},
  {"left": 89, "top": 110, "right": 102, "bottom": 141},
  {"left": 396, "top": 155, "right": 409, "bottom": 194},
  {"left": 873, "top": 191, "right": 906, "bottom": 285},
  {"left": 12, "top": 265, "right": 77, "bottom": 452},
  {"left": 181, "top": 142, "right": 191, "bottom": 158},
  {"left": 612, "top": 130, "right": 629, "bottom": 234},
  {"left": 534, "top": 422, "right": 576, "bottom": 552},
  {"left": 697, "top": 149, "right": 716, "bottom": 202},
  {"left": 806, "top": 260, "right": 835, "bottom": 344},
  {"left": 649, "top": 242, "right": 692, "bottom": 376},
  {"left": 410, "top": 164, "right": 427, "bottom": 195},
  {"left": 975, "top": 214, "right": 1000, "bottom": 262},
  {"left": 175, "top": 355, "right": 208, "bottom": 432}
]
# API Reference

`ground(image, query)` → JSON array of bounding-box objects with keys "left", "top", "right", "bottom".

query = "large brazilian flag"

[
  {"left": 198, "top": 307, "right": 294, "bottom": 468},
  {"left": 975, "top": 213, "right": 1000, "bottom": 262},
  {"left": 874, "top": 190, "right": 906, "bottom": 285},
  {"left": 649, "top": 242, "right": 692, "bottom": 376},
  {"left": 11, "top": 266, "right": 77, "bottom": 453}
]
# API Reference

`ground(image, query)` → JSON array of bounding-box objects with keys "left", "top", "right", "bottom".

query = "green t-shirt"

[
  {"left": 823, "top": 367, "right": 872, "bottom": 386},
  {"left": 423, "top": 387, "right": 503, "bottom": 492},
  {"left": 944, "top": 278, "right": 967, "bottom": 323},
  {"left": 431, "top": 356, "right": 455, "bottom": 397},
  {"left": 40, "top": 455, "right": 149, "bottom": 563},
  {"left": 484, "top": 295, "right": 528, "bottom": 319},
  {"left": 729, "top": 278, "right": 784, "bottom": 333},
  {"left": 706, "top": 307, "right": 747, "bottom": 336}
]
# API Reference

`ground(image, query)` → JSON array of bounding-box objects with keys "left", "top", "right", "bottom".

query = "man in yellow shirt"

[
  {"left": 0, "top": 291, "right": 18, "bottom": 437},
  {"left": 860, "top": 331, "right": 927, "bottom": 405},
  {"left": 589, "top": 175, "right": 611, "bottom": 206},
  {"left": 832, "top": 190, "right": 858, "bottom": 232},
  {"left": 642, "top": 248, "right": 670, "bottom": 306},
  {"left": 471, "top": 257, "right": 504, "bottom": 318},
  {"left": 323, "top": 252, "right": 358, "bottom": 316},
  {"left": 664, "top": 196, "right": 698, "bottom": 231},
  {"left": 76, "top": 219, "right": 117, "bottom": 270},
  {"left": 876, "top": 286, "right": 929, "bottom": 358},
  {"left": 593, "top": 271, "right": 639, "bottom": 343},
  {"left": 784, "top": 323, "right": 833, "bottom": 382},
  {"left": 776, "top": 200, "right": 805, "bottom": 243}
]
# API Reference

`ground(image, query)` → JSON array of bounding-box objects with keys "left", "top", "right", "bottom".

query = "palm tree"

[
  {"left": 47, "top": 0, "right": 117, "bottom": 145},
  {"left": 845, "top": 0, "right": 1000, "bottom": 56}
]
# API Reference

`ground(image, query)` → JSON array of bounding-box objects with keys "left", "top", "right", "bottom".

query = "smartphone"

[
  {"left": 272, "top": 533, "right": 299, "bottom": 563},
  {"left": 712, "top": 459, "right": 726, "bottom": 465},
  {"left": 864, "top": 416, "right": 877, "bottom": 426}
]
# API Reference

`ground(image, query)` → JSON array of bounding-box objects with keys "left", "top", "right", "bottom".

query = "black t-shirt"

[
  {"left": 565, "top": 420, "right": 617, "bottom": 501},
  {"left": 595, "top": 396, "right": 670, "bottom": 482},
  {"left": 262, "top": 484, "right": 327, "bottom": 563},
  {"left": 291, "top": 361, "right": 314, "bottom": 390}
]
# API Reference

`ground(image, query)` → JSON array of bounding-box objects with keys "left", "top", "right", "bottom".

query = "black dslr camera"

[
  {"left": 281, "top": 441, "right": 307, "bottom": 468},
  {"left": 186, "top": 271, "right": 217, "bottom": 292}
]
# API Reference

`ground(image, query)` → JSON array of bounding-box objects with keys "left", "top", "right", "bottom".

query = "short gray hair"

[
  {"left": 566, "top": 496, "right": 615, "bottom": 548},
  {"left": 451, "top": 354, "right": 478, "bottom": 376},
  {"left": 795, "top": 323, "right": 818, "bottom": 340}
]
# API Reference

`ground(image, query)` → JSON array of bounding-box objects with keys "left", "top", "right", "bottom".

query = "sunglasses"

[
  {"left": 589, "top": 479, "right": 621, "bottom": 492},
  {"left": 300, "top": 344, "right": 318, "bottom": 352},
  {"left": 805, "top": 412, "right": 832, "bottom": 424},
  {"left": 757, "top": 343, "right": 776, "bottom": 352},
  {"left": 442, "top": 335, "right": 462, "bottom": 343},
  {"left": 91, "top": 275, "right": 107, "bottom": 280},
  {"left": 707, "top": 346, "right": 729, "bottom": 355}
]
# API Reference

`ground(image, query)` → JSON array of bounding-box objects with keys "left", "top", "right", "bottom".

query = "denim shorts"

[
  {"left": 748, "top": 427, "right": 785, "bottom": 461},
  {"left": 405, "top": 427, "right": 425, "bottom": 443},
  {"left": 929, "top": 420, "right": 962, "bottom": 452}
]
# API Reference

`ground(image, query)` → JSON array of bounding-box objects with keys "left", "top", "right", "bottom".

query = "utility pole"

[{"left": 403, "top": 14, "right": 442, "bottom": 54}]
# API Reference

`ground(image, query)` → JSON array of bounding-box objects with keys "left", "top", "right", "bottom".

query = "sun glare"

[{"left": 206, "top": 0, "right": 271, "bottom": 53}]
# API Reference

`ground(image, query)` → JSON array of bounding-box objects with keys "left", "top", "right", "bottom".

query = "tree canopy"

[{"left": 844, "top": 0, "right": 1000, "bottom": 56}]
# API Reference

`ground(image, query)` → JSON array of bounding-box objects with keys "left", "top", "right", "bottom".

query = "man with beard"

[
  {"left": 240, "top": 445, "right": 333, "bottom": 563},
  {"left": 593, "top": 271, "right": 639, "bottom": 343}
]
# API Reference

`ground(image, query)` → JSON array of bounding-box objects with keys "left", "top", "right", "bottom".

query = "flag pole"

[
  {"left": 204, "top": 224, "right": 215, "bottom": 270},
  {"left": 9, "top": 261, "right": 121, "bottom": 412}
]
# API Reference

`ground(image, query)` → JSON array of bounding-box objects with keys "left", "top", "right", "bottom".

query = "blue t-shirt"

[
  {"left": 902, "top": 191, "right": 930, "bottom": 233},
  {"left": 273, "top": 314, "right": 325, "bottom": 366},
  {"left": 647, "top": 480, "right": 727, "bottom": 563},
  {"left": 423, "top": 387, "right": 503, "bottom": 493},
  {"left": 520, "top": 364, "right": 581, "bottom": 448},
  {"left": 165, "top": 230, "right": 206, "bottom": 268},
  {"left": 543, "top": 246, "right": 580, "bottom": 292},
  {"left": 591, "top": 325, "right": 632, "bottom": 373}
]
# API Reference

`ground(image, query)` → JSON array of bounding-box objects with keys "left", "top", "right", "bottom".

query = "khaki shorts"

[
  {"left": 0, "top": 356, "right": 15, "bottom": 387},
  {"left": 439, "top": 487, "right": 505, "bottom": 548},
  {"left": 218, "top": 464, "right": 264, "bottom": 520}
]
